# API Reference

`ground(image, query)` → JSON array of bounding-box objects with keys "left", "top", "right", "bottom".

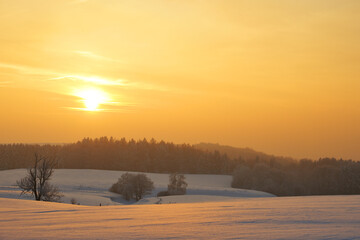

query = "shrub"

[
  {"left": 109, "top": 173, "right": 154, "bottom": 201},
  {"left": 157, "top": 191, "right": 170, "bottom": 197},
  {"left": 168, "top": 173, "right": 187, "bottom": 195}
]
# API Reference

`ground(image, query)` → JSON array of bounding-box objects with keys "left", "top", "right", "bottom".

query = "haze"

[{"left": 0, "top": 0, "right": 359, "bottom": 160}]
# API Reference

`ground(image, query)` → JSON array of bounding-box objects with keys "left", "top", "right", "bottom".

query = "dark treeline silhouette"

[
  {"left": 0, "top": 137, "right": 234, "bottom": 174},
  {"left": 232, "top": 158, "right": 360, "bottom": 196},
  {"left": 194, "top": 142, "right": 295, "bottom": 164},
  {"left": 1, "top": 137, "right": 359, "bottom": 196},
  {"left": 196, "top": 143, "right": 360, "bottom": 196}
]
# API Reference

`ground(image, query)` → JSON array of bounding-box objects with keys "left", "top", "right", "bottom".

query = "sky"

[{"left": 0, "top": 0, "right": 359, "bottom": 160}]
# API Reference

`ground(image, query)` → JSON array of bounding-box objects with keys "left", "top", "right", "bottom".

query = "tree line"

[
  {"left": 0, "top": 137, "right": 234, "bottom": 174},
  {"left": 1, "top": 137, "right": 360, "bottom": 196},
  {"left": 232, "top": 158, "right": 360, "bottom": 196}
]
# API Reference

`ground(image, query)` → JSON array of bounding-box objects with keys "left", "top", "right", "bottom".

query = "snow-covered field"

[
  {"left": 0, "top": 169, "right": 273, "bottom": 205},
  {"left": 1, "top": 195, "right": 360, "bottom": 239},
  {"left": 1, "top": 169, "right": 360, "bottom": 239}
]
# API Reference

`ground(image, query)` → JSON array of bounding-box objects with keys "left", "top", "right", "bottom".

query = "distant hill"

[{"left": 194, "top": 143, "right": 296, "bottom": 163}]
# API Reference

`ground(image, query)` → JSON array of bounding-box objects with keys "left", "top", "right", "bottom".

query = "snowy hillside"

[
  {"left": 1, "top": 195, "right": 360, "bottom": 239},
  {"left": 1, "top": 169, "right": 360, "bottom": 239},
  {"left": 0, "top": 169, "right": 273, "bottom": 206}
]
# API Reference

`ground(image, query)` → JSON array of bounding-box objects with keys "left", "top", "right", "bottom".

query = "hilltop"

[{"left": 194, "top": 142, "right": 296, "bottom": 163}]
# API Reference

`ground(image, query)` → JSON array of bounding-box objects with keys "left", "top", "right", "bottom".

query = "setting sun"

[{"left": 75, "top": 88, "right": 109, "bottom": 111}]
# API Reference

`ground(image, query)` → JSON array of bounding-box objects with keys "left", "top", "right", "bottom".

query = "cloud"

[
  {"left": 0, "top": 62, "right": 128, "bottom": 86},
  {"left": 0, "top": 61, "right": 196, "bottom": 114},
  {"left": 73, "top": 51, "right": 122, "bottom": 63},
  {"left": 50, "top": 75, "right": 127, "bottom": 86},
  {"left": 65, "top": 101, "right": 136, "bottom": 113},
  {"left": 0, "top": 61, "right": 183, "bottom": 94},
  {"left": 0, "top": 63, "right": 52, "bottom": 75},
  {"left": 125, "top": 81, "right": 171, "bottom": 92}
]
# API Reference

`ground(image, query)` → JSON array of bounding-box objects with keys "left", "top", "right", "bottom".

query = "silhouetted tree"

[{"left": 17, "top": 153, "right": 62, "bottom": 201}]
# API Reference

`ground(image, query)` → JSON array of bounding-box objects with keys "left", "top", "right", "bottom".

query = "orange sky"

[{"left": 0, "top": 0, "right": 359, "bottom": 160}]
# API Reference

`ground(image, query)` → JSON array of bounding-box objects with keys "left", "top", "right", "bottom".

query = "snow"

[
  {"left": 0, "top": 169, "right": 273, "bottom": 206},
  {"left": 1, "top": 169, "right": 360, "bottom": 239},
  {"left": 1, "top": 196, "right": 360, "bottom": 239}
]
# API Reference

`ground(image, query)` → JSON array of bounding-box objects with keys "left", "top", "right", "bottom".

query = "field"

[
  {"left": 0, "top": 169, "right": 273, "bottom": 205},
  {"left": 1, "top": 169, "right": 360, "bottom": 239}
]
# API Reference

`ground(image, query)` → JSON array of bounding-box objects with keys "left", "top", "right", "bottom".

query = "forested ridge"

[
  {"left": 0, "top": 137, "right": 234, "bottom": 173},
  {"left": 1, "top": 137, "right": 359, "bottom": 196},
  {"left": 194, "top": 143, "right": 295, "bottom": 163}
]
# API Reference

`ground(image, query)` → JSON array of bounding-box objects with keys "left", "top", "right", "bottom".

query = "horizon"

[
  {"left": 0, "top": 137, "right": 356, "bottom": 161},
  {"left": 1, "top": 0, "right": 359, "bottom": 160}
]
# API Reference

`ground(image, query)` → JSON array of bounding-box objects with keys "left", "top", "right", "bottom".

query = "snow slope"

[
  {"left": 1, "top": 195, "right": 360, "bottom": 239},
  {"left": 0, "top": 169, "right": 273, "bottom": 206}
]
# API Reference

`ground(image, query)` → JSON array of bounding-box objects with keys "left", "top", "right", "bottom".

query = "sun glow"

[{"left": 75, "top": 88, "right": 109, "bottom": 111}]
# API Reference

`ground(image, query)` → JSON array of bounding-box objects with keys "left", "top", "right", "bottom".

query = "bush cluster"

[
  {"left": 109, "top": 173, "right": 154, "bottom": 201},
  {"left": 157, "top": 173, "right": 188, "bottom": 197}
]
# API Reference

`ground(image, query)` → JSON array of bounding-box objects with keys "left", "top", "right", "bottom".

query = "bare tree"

[{"left": 17, "top": 153, "right": 62, "bottom": 202}]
